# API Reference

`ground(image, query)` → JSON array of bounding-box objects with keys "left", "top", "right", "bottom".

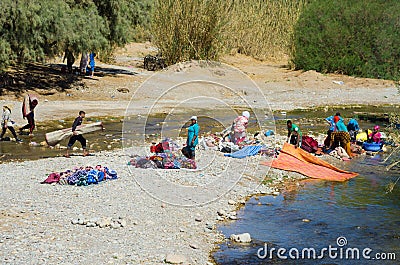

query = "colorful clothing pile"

[
  {"left": 41, "top": 165, "right": 118, "bottom": 186},
  {"left": 129, "top": 139, "right": 197, "bottom": 169}
]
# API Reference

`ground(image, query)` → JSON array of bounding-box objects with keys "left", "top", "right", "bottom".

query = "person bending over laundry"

[
  {"left": 368, "top": 125, "right": 382, "bottom": 143},
  {"left": 287, "top": 120, "right": 302, "bottom": 148},
  {"left": 347, "top": 118, "right": 360, "bottom": 142},
  {"left": 329, "top": 116, "right": 352, "bottom": 157},
  {"left": 1, "top": 105, "right": 22, "bottom": 142},
  {"left": 20, "top": 94, "right": 38, "bottom": 136},
  {"left": 65, "top": 111, "right": 89, "bottom": 158},
  {"left": 324, "top": 112, "right": 343, "bottom": 147},
  {"left": 231, "top": 111, "right": 250, "bottom": 145},
  {"left": 186, "top": 116, "right": 199, "bottom": 160}
]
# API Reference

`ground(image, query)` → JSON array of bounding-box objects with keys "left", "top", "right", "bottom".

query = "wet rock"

[
  {"left": 217, "top": 209, "right": 226, "bottom": 216},
  {"left": 230, "top": 233, "right": 251, "bottom": 243},
  {"left": 302, "top": 219, "right": 311, "bottom": 223},
  {"left": 165, "top": 254, "right": 187, "bottom": 264},
  {"left": 229, "top": 215, "right": 237, "bottom": 220}
]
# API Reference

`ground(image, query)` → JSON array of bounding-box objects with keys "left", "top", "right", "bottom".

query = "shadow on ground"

[{"left": 0, "top": 63, "right": 138, "bottom": 97}]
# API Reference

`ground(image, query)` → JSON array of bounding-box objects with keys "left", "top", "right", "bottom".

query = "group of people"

[
  {"left": 286, "top": 112, "right": 383, "bottom": 157},
  {"left": 1, "top": 95, "right": 89, "bottom": 157},
  {"left": 182, "top": 111, "right": 252, "bottom": 160},
  {"left": 63, "top": 48, "right": 96, "bottom": 77}
]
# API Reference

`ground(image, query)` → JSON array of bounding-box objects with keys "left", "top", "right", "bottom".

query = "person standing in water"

[
  {"left": 186, "top": 116, "right": 199, "bottom": 160},
  {"left": 1, "top": 105, "right": 22, "bottom": 142},
  {"left": 20, "top": 94, "right": 38, "bottom": 137},
  {"left": 65, "top": 111, "right": 89, "bottom": 158}
]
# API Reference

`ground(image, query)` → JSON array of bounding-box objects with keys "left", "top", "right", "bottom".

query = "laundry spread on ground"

[
  {"left": 128, "top": 139, "right": 197, "bottom": 169},
  {"left": 262, "top": 143, "right": 358, "bottom": 181},
  {"left": 41, "top": 165, "right": 118, "bottom": 186},
  {"left": 224, "top": 145, "right": 262, "bottom": 159}
]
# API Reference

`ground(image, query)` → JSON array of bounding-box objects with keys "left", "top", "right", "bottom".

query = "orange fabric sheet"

[{"left": 262, "top": 143, "right": 358, "bottom": 181}]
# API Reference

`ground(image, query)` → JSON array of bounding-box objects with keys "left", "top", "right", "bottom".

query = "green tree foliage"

[
  {"left": 292, "top": 0, "right": 400, "bottom": 80},
  {"left": 0, "top": 0, "right": 151, "bottom": 70}
]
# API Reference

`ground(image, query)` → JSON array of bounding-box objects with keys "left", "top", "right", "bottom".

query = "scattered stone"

[
  {"left": 165, "top": 254, "right": 187, "bottom": 264},
  {"left": 189, "top": 243, "right": 199, "bottom": 249},
  {"left": 302, "top": 219, "right": 311, "bottom": 223},
  {"left": 78, "top": 219, "right": 84, "bottom": 225},
  {"left": 229, "top": 216, "right": 237, "bottom": 220},
  {"left": 71, "top": 219, "right": 79, "bottom": 225},
  {"left": 239, "top": 199, "right": 246, "bottom": 204},
  {"left": 195, "top": 217, "right": 202, "bottom": 222},
  {"left": 111, "top": 222, "right": 121, "bottom": 229},
  {"left": 228, "top": 200, "right": 236, "bottom": 205},
  {"left": 161, "top": 203, "right": 166, "bottom": 208},
  {"left": 272, "top": 191, "right": 280, "bottom": 196},
  {"left": 230, "top": 233, "right": 252, "bottom": 243},
  {"left": 217, "top": 209, "right": 226, "bottom": 216},
  {"left": 216, "top": 216, "right": 224, "bottom": 221},
  {"left": 118, "top": 219, "right": 127, "bottom": 227}
]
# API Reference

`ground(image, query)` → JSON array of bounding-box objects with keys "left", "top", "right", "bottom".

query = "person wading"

[{"left": 65, "top": 111, "right": 89, "bottom": 158}]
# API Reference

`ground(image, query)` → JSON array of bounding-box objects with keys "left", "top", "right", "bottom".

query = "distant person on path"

[
  {"left": 65, "top": 111, "right": 89, "bottom": 158},
  {"left": 20, "top": 94, "right": 38, "bottom": 136},
  {"left": 287, "top": 120, "right": 302, "bottom": 148},
  {"left": 1, "top": 105, "right": 22, "bottom": 142},
  {"left": 87, "top": 52, "right": 96, "bottom": 77},
  {"left": 185, "top": 116, "right": 199, "bottom": 160},
  {"left": 231, "top": 111, "right": 250, "bottom": 145},
  {"left": 79, "top": 52, "right": 88, "bottom": 75},
  {"left": 63, "top": 47, "right": 75, "bottom": 74}
]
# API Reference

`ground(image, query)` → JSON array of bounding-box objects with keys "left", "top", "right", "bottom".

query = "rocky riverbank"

[{"left": 0, "top": 142, "right": 306, "bottom": 264}]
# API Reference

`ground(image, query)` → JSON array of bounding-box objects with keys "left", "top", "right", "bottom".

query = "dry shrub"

[
  {"left": 224, "top": 0, "right": 307, "bottom": 61},
  {"left": 151, "top": 0, "right": 231, "bottom": 65},
  {"left": 151, "top": 0, "right": 307, "bottom": 64}
]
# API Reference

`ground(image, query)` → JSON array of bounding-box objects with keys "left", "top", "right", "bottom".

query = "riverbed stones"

[
  {"left": 217, "top": 209, "right": 226, "bottom": 216},
  {"left": 71, "top": 216, "right": 125, "bottom": 229},
  {"left": 165, "top": 254, "right": 187, "bottom": 264},
  {"left": 228, "top": 200, "right": 236, "bottom": 205},
  {"left": 230, "top": 233, "right": 252, "bottom": 243}
]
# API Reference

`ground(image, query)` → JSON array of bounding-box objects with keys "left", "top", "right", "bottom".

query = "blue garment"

[
  {"left": 89, "top": 52, "right": 95, "bottom": 67},
  {"left": 224, "top": 145, "right": 262, "bottom": 159},
  {"left": 336, "top": 119, "right": 348, "bottom": 132},
  {"left": 187, "top": 123, "right": 199, "bottom": 151},
  {"left": 347, "top": 118, "right": 359, "bottom": 131},
  {"left": 326, "top": 115, "right": 343, "bottom": 131}
]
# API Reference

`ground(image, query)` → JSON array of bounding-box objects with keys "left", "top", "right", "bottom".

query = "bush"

[
  {"left": 151, "top": 0, "right": 230, "bottom": 65},
  {"left": 223, "top": 0, "right": 307, "bottom": 60},
  {"left": 292, "top": 0, "right": 400, "bottom": 80},
  {"left": 151, "top": 0, "right": 307, "bottom": 64}
]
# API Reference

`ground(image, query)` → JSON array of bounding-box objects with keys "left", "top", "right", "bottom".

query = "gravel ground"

[{"left": 0, "top": 141, "right": 304, "bottom": 265}]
